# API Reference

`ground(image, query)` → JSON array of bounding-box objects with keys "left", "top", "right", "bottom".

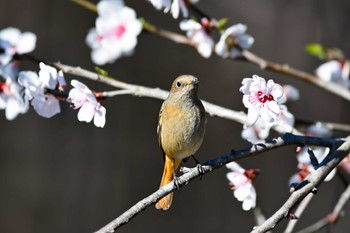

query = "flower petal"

[{"left": 77, "top": 102, "right": 95, "bottom": 123}]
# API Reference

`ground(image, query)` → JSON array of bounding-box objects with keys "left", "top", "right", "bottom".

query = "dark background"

[{"left": 0, "top": 0, "right": 350, "bottom": 232}]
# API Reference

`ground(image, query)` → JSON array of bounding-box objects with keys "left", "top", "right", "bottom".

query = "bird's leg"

[
  {"left": 173, "top": 159, "right": 181, "bottom": 190},
  {"left": 191, "top": 155, "right": 205, "bottom": 178}
]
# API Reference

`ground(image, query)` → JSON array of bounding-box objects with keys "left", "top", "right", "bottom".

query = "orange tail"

[{"left": 155, "top": 156, "right": 181, "bottom": 210}]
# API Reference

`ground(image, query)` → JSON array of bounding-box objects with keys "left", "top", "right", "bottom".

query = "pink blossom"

[
  {"left": 240, "top": 75, "right": 286, "bottom": 124},
  {"left": 226, "top": 162, "right": 258, "bottom": 211},
  {"left": 86, "top": 0, "right": 142, "bottom": 65},
  {"left": 180, "top": 18, "right": 214, "bottom": 58},
  {"left": 68, "top": 80, "right": 106, "bottom": 128},
  {"left": 0, "top": 27, "right": 36, "bottom": 65},
  {"left": 215, "top": 24, "right": 254, "bottom": 58}
]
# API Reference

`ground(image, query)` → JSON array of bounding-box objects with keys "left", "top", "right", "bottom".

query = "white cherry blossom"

[
  {"left": 289, "top": 146, "right": 336, "bottom": 187},
  {"left": 180, "top": 18, "right": 214, "bottom": 58},
  {"left": 18, "top": 63, "right": 66, "bottom": 118},
  {"left": 149, "top": 0, "right": 199, "bottom": 19},
  {"left": 241, "top": 105, "right": 294, "bottom": 143},
  {"left": 0, "top": 63, "right": 29, "bottom": 120},
  {"left": 226, "top": 162, "right": 258, "bottom": 211},
  {"left": 0, "top": 27, "right": 36, "bottom": 65},
  {"left": 215, "top": 24, "right": 254, "bottom": 58},
  {"left": 316, "top": 60, "right": 350, "bottom": 88},
  {"left": 240, "top": 75, "right": 286, "bottom": 124}
]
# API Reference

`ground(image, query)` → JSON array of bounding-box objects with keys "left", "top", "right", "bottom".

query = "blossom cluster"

[
  {"left": 239, "top": 75, "right": 296, "bottom": 143},
  {"left": 0, "top": 27, "right": 107, "bottom": 128},
  {"left": 85, "top": 0, "right": 254, "bottom": 65}
]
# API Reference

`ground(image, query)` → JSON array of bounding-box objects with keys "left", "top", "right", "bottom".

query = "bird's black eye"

[{"left": 176, "top": 81, "right": 181, "bottom": 88}]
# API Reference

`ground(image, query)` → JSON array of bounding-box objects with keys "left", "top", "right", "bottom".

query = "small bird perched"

[{"left": 155, "top": 75, "right": 206, "bottom": 210}]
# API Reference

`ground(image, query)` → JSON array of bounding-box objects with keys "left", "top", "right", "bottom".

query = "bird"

[{"left": 155, "top": 75, "right": 206, "bottom": 210}]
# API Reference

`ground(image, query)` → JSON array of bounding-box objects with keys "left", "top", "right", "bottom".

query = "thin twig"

[
  {"left": 53, "top": 62, "right": 245, "bottom": 123},
  {"left": 71, "top": 0, "right": 350, "bottom": 101},
  {"left": 295, "top": 119, "right": 350, "bottom": 133},
  {"left": 71, "top": 0, "right": 97, "bottom": 12},
  {"left": 295, "top": 184, "right": 350, "bottom": 233},
  {"left": 94, "top": 134, "right": 347, "bottom": 233},
  {"left": 253, "top": 205, "right": 267, "bottom": 227},
  {"left": 283, "top": 193, "right": 314, "bottom": 233},
  {"left": 102, "top": 90, "right": 133, "bottom": 97},
  {"left": 142, "top": 21, "right": 194, "bottom": 45}
]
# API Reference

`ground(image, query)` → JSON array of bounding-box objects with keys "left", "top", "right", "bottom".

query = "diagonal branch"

[
  {"left": 94, "top": 133, "right": 346, "bottom": 233},
  {"left": 295, "top": 184, "right": 350, "bottom": 233},
  {"left": 283, "top": 193, "right": 314, "bottom": 233},
  {"left": 72, "top": 0, "right": 350, "bottom": 101}
]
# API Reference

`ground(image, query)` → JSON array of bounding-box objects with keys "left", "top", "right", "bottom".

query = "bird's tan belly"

[{"left": 160, "top": 104, "right": 204, "bottom": 160}]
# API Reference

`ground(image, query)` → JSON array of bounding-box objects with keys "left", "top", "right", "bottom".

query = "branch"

[
  {"left": 295, "top": 119, "right": 350, "bottom": 133},
  {"left": 53, "top": 62, "right": 308, "bottom": 136},
  {"left": 140, "top": 13, "right": 350, "bottom": 102},
  {"left": 283, "top": 193, "right": 314, "bottom": 233},
  {"left": 94, "top": 133, "right": 346, "bottom": 233},
  {"left": 251, "top": 136, "right": 350, "bottom": 233},
  {"left": 53, "top": 62, "right": 248, "bottom": 122},
  {"left": 70, "top": 0, "right": 350, "bottom": 100},
  {"left": 295, "top": 183, "right": 350, "bottom": 233},
  {"left": 241, "top": 50, "right": 350, "bottom": 102}
]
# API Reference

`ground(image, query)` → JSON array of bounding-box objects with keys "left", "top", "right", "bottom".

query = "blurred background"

[{"left": 0, "top": 0, "right": 350, "bottom": 232}]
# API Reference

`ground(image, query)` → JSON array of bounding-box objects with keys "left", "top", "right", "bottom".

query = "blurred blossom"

[
  {"left": 279, "top": 105, "right": 295, "bottom": 128},
  {"left": 306, "top": 123, "right": 332, "bottom": 138},
  {"left": 226, "top": 162, "right": 258, "bottom": 211},
  {"left": 18, "top": 63, "right": 66, "bottom": 118},
  {"left": 86, "top": 0, "right": 142, "bottom": 65},
  {"left": 240, "top": 75, "right": 286, "bottom": 124},
  {"left": 241, "top": 104, "right": 294, "bottom": 143},
  {"left": 282, "top": 85, "right": 299, "bottom": 101},
  {"left": 241, "top": 118, "right": 272, "bottom": 144},
  {"left": 215, "top": 24, "right": 254, "bottom": 58},
  {"left": 149, "top": 0, "right": 199, "bottom": 19},
  {"left": 180, "top": 18, "right": 214, "bottom": 58},
  {"left": 39, "top": 62, "right": 66, "bottom": 90},
  {"left": 0, "top": 27, "right": 36, "bottom": 66},
  {"left": 289, "top": 147, "right": 336, "bottom": 187},
  {"left": 0, "top": 62, "right": 28, "bottom": 120},
  {"left": 315, "top": 60, "right": 350, "bottom": 88},
  {"left": 68, "top": 80, "right": 106, "bottom": 128}
]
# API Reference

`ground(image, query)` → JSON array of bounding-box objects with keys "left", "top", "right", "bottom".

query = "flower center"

[
  {"left": 244, "top": 169, "right": 260, "bottom": 180},
  {"left": 111, "top": 24, "right": 126, "bottom": 38},
  {"left": 257, "top": 91, "right": 274, "bottom": 103},
  {"left": 0, "top": 82, "right": 5, "bottom": 92}
]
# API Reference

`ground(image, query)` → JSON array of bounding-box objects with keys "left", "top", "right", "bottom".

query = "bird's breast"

[{"left": 160, "top": 103, "right": 205, "bottom": 160}]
